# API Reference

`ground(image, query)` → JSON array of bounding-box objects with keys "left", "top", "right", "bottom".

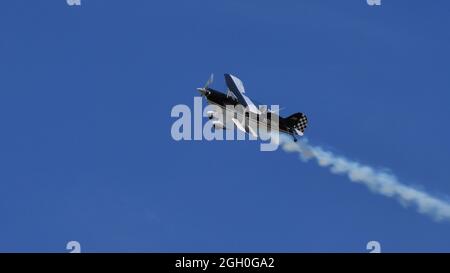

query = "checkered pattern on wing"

[{"left": 294, "top": 114, "right": 308, "bottom": 133}]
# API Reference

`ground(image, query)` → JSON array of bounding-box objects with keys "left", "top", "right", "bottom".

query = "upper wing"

[{"left": 224, "top": 74, "right": 260, "bottom": 114}]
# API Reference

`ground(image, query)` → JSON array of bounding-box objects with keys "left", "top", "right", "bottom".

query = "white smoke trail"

[{"left": 278, "top": 135, "right": 450, "bottom": 221}]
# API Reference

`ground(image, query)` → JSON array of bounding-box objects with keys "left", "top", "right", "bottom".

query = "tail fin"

[{"left": 286, "top": 112, "right": 308, "bottom": 135}]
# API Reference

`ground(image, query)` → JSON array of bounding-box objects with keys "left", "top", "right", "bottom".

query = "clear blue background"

[{"left": 0, "top": 0, "right": 449, "bottom": 252}]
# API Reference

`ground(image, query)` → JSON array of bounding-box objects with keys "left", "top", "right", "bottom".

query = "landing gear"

[{"left": 292, "top": 135, "right": 297, "bottom": 142}]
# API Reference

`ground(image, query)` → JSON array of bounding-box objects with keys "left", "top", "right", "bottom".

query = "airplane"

[{"left": 196, "top": 73, "right": 308, "bottom": 142}]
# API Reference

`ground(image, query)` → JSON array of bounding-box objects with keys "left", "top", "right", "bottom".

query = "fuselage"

[{"left": 202, "top": 88, "right": 293, "bottom": 134}]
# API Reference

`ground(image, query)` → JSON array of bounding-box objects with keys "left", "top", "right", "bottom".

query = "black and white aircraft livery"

[{"left": 197, "top": 74, "right": 308, "bottom": 142}]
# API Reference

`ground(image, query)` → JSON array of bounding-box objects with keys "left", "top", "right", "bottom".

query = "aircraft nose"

[{"left": 197, "top": 88, "right": 208, "bottom": 96}]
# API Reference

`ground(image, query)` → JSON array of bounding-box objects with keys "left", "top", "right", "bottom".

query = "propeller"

[
  {"left": 197, "top": 73, "right": 214, "bottom": 97},
  {"left": 204, "top": 73, "right": 214, "bottom": 88}
]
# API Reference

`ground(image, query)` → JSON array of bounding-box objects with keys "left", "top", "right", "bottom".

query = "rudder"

[{"left": 286, "top": 112, "right": 308, "bottom": 134}]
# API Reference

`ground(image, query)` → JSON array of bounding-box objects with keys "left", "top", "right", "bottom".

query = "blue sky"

[{"left": 1, "top": 0, "right": 450, "bottom": 252}]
